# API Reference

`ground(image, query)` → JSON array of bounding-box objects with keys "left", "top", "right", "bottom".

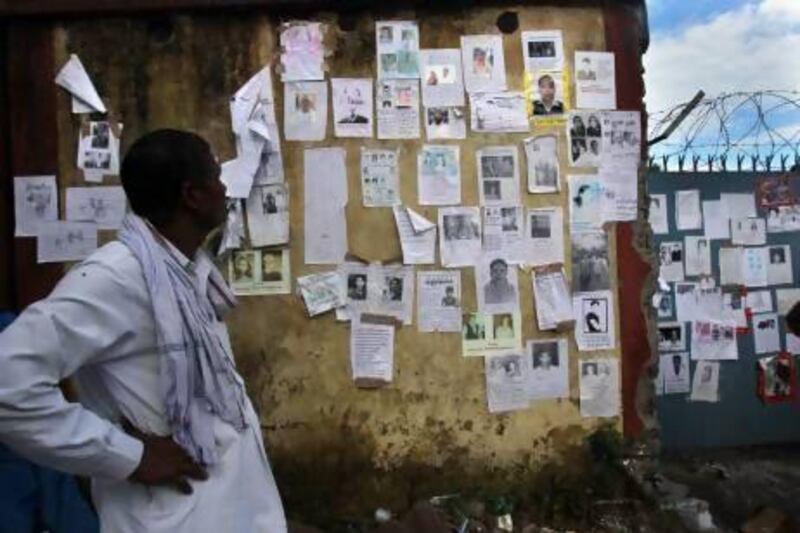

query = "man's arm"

[{"left": 0, "top": 260, "right": 206, "bottom": 489}]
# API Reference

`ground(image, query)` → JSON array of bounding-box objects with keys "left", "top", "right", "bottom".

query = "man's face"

[
  {"left": 540, "top": 351, "right": 552, "bottom": 368},
  {"left": 189, "top": 154, "right": 226, "bottom": 231},
  {"left": 490, "top": 261, "right": 507, "bottom": 282},
  {"left": 538, "top": 78, "right": 555, "bottom": 102}
]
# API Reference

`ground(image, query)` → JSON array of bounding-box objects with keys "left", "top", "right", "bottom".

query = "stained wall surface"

[{"left": 51, "top": 4, "right": 626, "bottom": 518}]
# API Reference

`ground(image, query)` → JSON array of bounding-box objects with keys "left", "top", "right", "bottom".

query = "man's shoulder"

[{"left": 54, "top": 241, "right": 145, "bottom": 296}]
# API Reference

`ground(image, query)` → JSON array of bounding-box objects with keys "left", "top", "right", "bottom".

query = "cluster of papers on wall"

[
  {"left": 13, "top": 20, "right": 639, "bottom": 418},
  {"left": 650, "top": 175, "right": 800, "bottom": 404}
]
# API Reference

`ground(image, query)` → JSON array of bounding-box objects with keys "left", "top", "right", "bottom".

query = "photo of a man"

[
  {"left": 483, "top": 258, "right": 516, "bottom": 305},
  {"left": 261, "top": 251, "right": 283, "bottom": 282},
  {"left": 347, "top": 273, "right": 367, "bottom": 300},
  {"left": 532, "top": 74, "right": 564, "bottom": 115}
]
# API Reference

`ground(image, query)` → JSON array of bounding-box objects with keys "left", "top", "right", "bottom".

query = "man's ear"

[{"left": 181, "top": 180, "right": 203, "bottom": 212}]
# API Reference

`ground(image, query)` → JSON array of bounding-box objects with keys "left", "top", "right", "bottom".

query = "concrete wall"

[{"left": 44, "top": 2, "right": 640, "bottom": 520}]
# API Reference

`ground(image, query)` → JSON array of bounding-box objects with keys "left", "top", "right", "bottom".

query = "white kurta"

[{"left": 0, "top": 241, "right": 287, "bottom": 533}]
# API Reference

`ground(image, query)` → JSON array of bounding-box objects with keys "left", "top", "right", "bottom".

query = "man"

[
  {"left": 484, "top": 258, "right": 516, "bottom": 305},
  {"left": 0, "top": 130, "right": 286, "bottom": 532},
  {"left": 532, "top": 74, "right": 564, "bottom": 115}
]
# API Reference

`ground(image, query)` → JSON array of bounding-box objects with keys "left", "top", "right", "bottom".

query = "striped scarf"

[{"left": 119, "top": 214, "right": 247, "bottom": 465}]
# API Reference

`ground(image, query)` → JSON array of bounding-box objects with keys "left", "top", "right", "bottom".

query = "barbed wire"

[{"left": 647, "top": 91, "right": 800, "bottom": 172}]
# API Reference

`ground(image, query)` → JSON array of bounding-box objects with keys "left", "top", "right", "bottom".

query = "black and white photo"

[{"left": 571, "top": 230, "right": 610, "bottom": 292}]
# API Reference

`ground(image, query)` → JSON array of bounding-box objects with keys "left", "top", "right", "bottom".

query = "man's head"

[
  {"left": 537, "top": 74, "right": 555, "bottom": 104},
  {"left": 489, "top": 258, "right": 508, "bottom": 282},
  {"left": 121, "top": 129, "right": 225, "bottom": 232}
]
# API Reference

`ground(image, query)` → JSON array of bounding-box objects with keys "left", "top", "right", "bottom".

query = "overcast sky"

[{"left": 644, "top": 0, "right": 800, "bottom": 114}]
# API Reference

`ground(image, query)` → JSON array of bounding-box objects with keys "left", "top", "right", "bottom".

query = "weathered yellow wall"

[{"left": 53, "top": 3, "right": 621, "bottom": 520}]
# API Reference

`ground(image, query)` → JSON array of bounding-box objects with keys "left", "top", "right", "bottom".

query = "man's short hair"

[
  {"left": 490, "top": 258, "right": 507, "bottom": 270},
  {"left": 120, "top": 129, "right": 217, "bottom": 226},
  {"left": 537, "top": 74, "right": 554, "bottom": 87}
]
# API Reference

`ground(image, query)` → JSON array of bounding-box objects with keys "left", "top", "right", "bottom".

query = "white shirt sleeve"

[{"left": 0, "top": 260, "right": 144, "bottom": 480}]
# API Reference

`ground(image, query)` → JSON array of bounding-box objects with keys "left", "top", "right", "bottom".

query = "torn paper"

[
  {"left": 217, "top": 199, "right": 246, "bottom": 256},
  {"left": 393, "top": 206, "right": 436, "bottom": 265},
  {"left": 54, "top": 54, "right": 106, "bottom": 114}
]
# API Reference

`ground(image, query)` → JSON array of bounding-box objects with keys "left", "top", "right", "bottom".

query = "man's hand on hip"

[{"left": 123, "top": 419, "right": 208, "bottom": 494}]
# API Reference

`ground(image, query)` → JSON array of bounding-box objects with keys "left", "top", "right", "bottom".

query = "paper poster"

[
  {"left": 393, "top": 206, "right": 436, "bottom": 265},
  {"left": 574, "top": 51, "right": 616, "bottom": 110},
  {"left": 702, "top": 200, "right": 730, "bottom": 240},
  {"left": 417, "top": 270, "right": 462, "bottom": 332},
  {"left": 476, "top": 255, "right": 520, "bottom": 315},
  {"left": 600, "top": 163, "right": 638, "bottom": 222},
  {"left": 746, "top": 290, "right": 773, "bottom": 314},
  {"left": 376, "top": 21, "right": 420, "bottom": 79},
  {"left": 477, "top": 146, "right": 520, "bottom": 206},
  {"left": 469, "top": 92, "right": 529, "bottom": 133},
  {"left": 332, "top": 78, "right": 373, "bottom": 138},
  {"left": 753, "top": 312, "right": 781, "bottom": 354},
  {"left": 219, "top": 158, "right": 255, "bottom": 199},
  {"left": 462, "top": 311, "right": 522, "bottom": 357},
  {"left": 526, "top": 71, "right": 567, "bottom": 117},
  {"left": 690, "top": 361, "right": 720, "bottom": 402},
  {"left": 657, "top": 322, "right": 686, "bottom": 352},
  {"left": 297, "top": 271, "right": 345, "bottom": 317},
  {"left": 674, "top": 282, "right": 699, "bottom": 322},
  {"left": 76, "top": 121, "right": 121, "bottom": 181},
  {"left": 573, "top": 290, "right": 616, "bottom": 351},
  {"left": 657, "top": 241, "right": 685, "bottom": 284},
  {"left": 767, "top": 245, "right": 793, "bottom": 285},
  {"left": 690, "top": 320, "right": 738, "bottom": 360},
  {"left": 350, "top": 313, "right": 395, "bottom": 384},
  {"left": 439, "top": 207, "right": 482, "bottom": 267},
  {"left": 524, "top": 135, "right": 560, "bottom": 194},
  {"left": 767, "top": 205, "right": 800, "bottom": 233},
  {"left": 567, "top": 111, "right": 603, "bottom": 167},
  {"left": 460, "top": 35, "right": 506, "bottom": 93},
  {"left": 217, "top": 199, "right": 246, "bottom": 256},
  {"left": 65, "top": 186, "right": 127, "bottom": 230},
  {"left": 417, "top": 145, "right": 461, "bottom": 205},
  {"left": 696, "top": 286, "right": 723, "bottom": 321},
  {"left": 521, "top": 30, "right": 564, "bottom": 72},
  {"left": 246, "top": 183, "right": 289, "bottom": 247},
  {"left": 420, "top": 49, "right": 465, "bottom": 107},
  {"left": 684, "top": 236, "right": 712, "bottom": 277},
  {"left": 279, "top": 22, "right": 325, "bottom": 81},
  {"left": 675, "top": 189, "right": 702, "bottom": 231},
  {"left": 526, "top": 207, "right": 564, "bottom": 267},
  {"left": 722, "top": 291, "right": 748, "bottom": 329},
  {"left": 36, "top": 221, "right": 98, "bottom": 263},
  {"left": 424, "top": 106, "right": 467, "bottom": 140},
  {"left": 654, "top": 359, "right": 664, "bottom": 396},
  {"left": 304, "top": 148, "right": 348, "bottom": 264},
  {"left": 230, "top": 67, "right": 284, "bottom": 187},
  {"left": 54, "top": 54, "right": 106, "bottom": 114},
  {"left": 339, "top": 263, "right": 375, "bottom": 318},
  {"left": 284, "top": 81, "right": 328, "bottom": 141},
  {"left": 756, "top": 175, "right": 797, "bottom": 210},
  {"left": 654, "top": 289, "right": 674, "bottom": 319},
  {"left": 720, "top": 193, "right": 756, "bottom": 219},
  {"left": 485, "top": 354, "right": 531, "bottom": 413},
  {"left": 776, "top": 288, "right": 800, "bottom": 315},
  {"left": 731, "top": 217, "right": 767, "bottom": 245},
  {"left": 14, "top": 175, "right": 58, "bottom": 237},
  {"left": 361, "top": 148, "right": 399, "bottom": 207},
  {"left": 719, "top": 247, "right": 744, "bottom": 285},
  {"left": 482, "top": 206, "right": 526, "bottom": 264},
  {"left": 743, "top": 247, "right": 769, "bottom": 287},
  {"left": 339, "top": 263, "right": 414, "bottom": 325},
  {"left": 376, "top": 80, "right": 421, "bottom": 139},
  {"left": 579, "top": 358, "right": 620, "bottom": 417},
  {"left": 571, "top": 231, "right": 610, "bottom": 292},
  {"left": 757, "top": 353, "right": 796, "bottom": 404},
  {"left": 568, "top": 174, "right": 604, "bottom": 231},
  {"left": 229, "top": 248, "right": 291, "bottom": 296},
  {"left": 787, "top": 332, "right": 800, "bottom": 355},
  {"left": 649, "top": 194, "right": 668, "bottom": 234},
  {"left": 600, "top": 111, "right": 640, "bottom": 165},
  {"left": 660, "top": 352, "right": 691, "bottom": 395},
  {"left": 528, "top": 338, "right": 569, "bottom": 399},
  {"left": 532, "top": 268, "right": 573, "bottom": 331}
]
